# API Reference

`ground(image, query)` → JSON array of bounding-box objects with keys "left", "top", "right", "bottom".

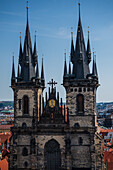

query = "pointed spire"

[
  {"left": 78, "top": 2, "right": 81, "bottom": 32},
  {"left": 19, "top": 32, "right": 22, "bottom": 65},
  {"left": 41, "top": 57, "right": 44, "bottom": 79},
  {"left": 74, "top": 2, "right": 90, "bottom": 79},
  {"left": 33, "top": 32, "right": 38, "bottom": 65},
  {"left": 69, "top": 56, "right": 71, "bottom": 74},
  {"left": 92, "top": 52, "right": 98, "bottom": 79},
  {"left": 11, "top": 55, "right": 15, "bottom": 85},
  {"left": 95, "top": 55, "right": 98, "bottom": 78},
  {"left": 70, "top": 30, "right": 75, "bottom": 64},
  {"left": 36, "top": 59, "right": 39, "bottom": 79},
  {"left": 63, "top": 51, "right": 67, "bottom": 77},
  {"left": 24, "top": 0, "right": 32, "bottom": 54},
  {"left": 87, "top": 28, "right": 91, "bottom": 64},
  {"left": 34, "top": 34, "right": 37, "bottom": 56},
  {"left": 17, "top": 63, "right": 20, "bottom": 78}
]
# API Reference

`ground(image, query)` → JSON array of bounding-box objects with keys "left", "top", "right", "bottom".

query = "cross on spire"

[{"left": 47, "top": 79, "right": 57, "bottom": 92}]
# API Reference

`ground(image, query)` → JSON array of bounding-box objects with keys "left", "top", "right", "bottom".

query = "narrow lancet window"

[
  {"left": 77, "top": 94, "right": 84, "bottom": 114},
  {"left": 23, "top": 96, "right": 29, "bottom": 114}
]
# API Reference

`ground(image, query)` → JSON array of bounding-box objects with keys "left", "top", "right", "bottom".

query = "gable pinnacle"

[
  {"left": 41, "top": 56, "right": 44, "bottom": 80},
  {"left": 11, "top": 55, "right": 15, "bottom": 85},
  {"left": 63, "top": 51, "right": 67, "bottom": 77},
  {"left": 87, "top": 26, "right": 91, "bottom": 64}
]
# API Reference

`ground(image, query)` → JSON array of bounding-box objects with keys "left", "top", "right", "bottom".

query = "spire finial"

[
  {"left": 35, "top": 30, "right": 37, "bottom": 38},
  {"left": 78, "top": 1, "right": 81, "bottom": 18},
  {"left": 42, "top": 54, "right": 44, "bottom": 60},
  {"left": 88, "top": 26, "right": 90, "bottom": 37},
  {"left": 41, "top": 55, "right": 44, "bottom": 80},
  {"left": 26, "top": 1, "right": 29, "bottom": 9},
  {"left": 13, "top": 54, "right": 14, "bottom": 62},
  {"left": 71, "top": 27, "right": 73, "bottom": 40},
  {"left": 26, "top": 1, "right": 29, "bottom": 24},
  {"left": 20, "top": 32, "right": 21, "bottom": 39},
  {"left": 13, "top": 52, "right": 14, "bottom": 58},
  {"left": 64, "top": 49, "right": 66, "bottom": 61}
]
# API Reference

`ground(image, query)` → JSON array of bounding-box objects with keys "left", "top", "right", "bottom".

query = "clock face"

[{"left": 49, "top": 99, "right": 55, "bottom": 108}]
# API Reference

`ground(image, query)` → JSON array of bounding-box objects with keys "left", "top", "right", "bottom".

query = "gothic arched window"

[
  {"left": 22, "top": 147, "right": 28, "bottom": 156},
  {"left": 23, "top": 95, "right": 29, "bottom": 114},
  {"left": 77, "top": 94, "right": 84, "bottom": 114},
  {"left": 22, "top": 122, "right": 27, "bottom": 128}
]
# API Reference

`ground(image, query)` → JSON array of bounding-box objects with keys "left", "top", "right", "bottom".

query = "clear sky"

[{"left": 0, "top": 0, "right": 113, "bottom": 102}]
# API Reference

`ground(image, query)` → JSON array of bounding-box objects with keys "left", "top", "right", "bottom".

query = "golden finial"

[
  {"left": 26, "top": 1, "right": 29, "bottom": 9},
  {"left": 78, "top": 2, "right": 80, "bottom": 6}
]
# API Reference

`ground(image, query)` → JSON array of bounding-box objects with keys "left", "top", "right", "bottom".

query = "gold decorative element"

[
  {"left": 78, "top": 2, "right": 80, "bottom": 6},
  {"left": 49, "top": 99, "right": 55, "bottom": 108},
  {"left": 26, "top": 1, "right": 29, "bottom": 9}
]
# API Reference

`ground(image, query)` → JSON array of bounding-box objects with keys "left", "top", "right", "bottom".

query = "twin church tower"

[{"left": 10, "top": 2, "right": 103, "bottom": 170}]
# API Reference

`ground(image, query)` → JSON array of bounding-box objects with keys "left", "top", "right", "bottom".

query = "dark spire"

[
  {"left": 69, "top": 56, "right": 71, "bottom": 74},
  {"left": 33, "top": 33, "right": 38, "bottom": 66},
  {"left": 70, "top": 31, "right": 75, "bottom": 64},
  {"left": 63, "top": 52, "right": 67, "bottom": 77},
  {"left": 87, "top": 28, "right": 91, "bottom": 64},
  {"left": 17, "top": 63, "right": 20, "bottom": 78},
  {"left": 41, "top": 57, "right": 44, "bottom": 79},
  {"left": 36, "top": 59, "right": 39, "bottom": 79},
  {"left": 19, "top": 32, "right": 22, "bottom": 65},
  {"left": 19, "top": 2, "right": 36, "bottom": 82},
  {"left": 23, "top": 1, "right": 32, "bottom": 54},
  {"left": 92, "top": 53, "right": 98, "bottom": 78},
  {"left": 73, "top": 3, "right": 90, "bottom": 79},
  {"left": 95, "top": 55, "right": 98, "bottom": 78},
  {"left": 11, "top": 55, "right": 15, "bottom": 85},
  {"left": 92, "top": 51, "right": 98, "bottom": 79}
]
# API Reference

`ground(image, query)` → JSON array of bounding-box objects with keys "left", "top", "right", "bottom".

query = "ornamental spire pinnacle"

[
  {"left": 33, "top": 31, "right": 38, "bottom": 66},
  {"left": 11, "top": 55, "right": 15, "bottom": 85},
  {"left": 70, "top": 28, "right": 75, "bottom": 64},
  {"left": 69, "top": 56, "right": 71, "bottom": 74},
  {"left": 87, "top": 27, "right": 91, "bottom": 64},
  {"left": 41, "top": 57, "right": 44, "bottom": 80},
  {"left": 92, "top": 51, "right": 98, "bottom": 79},
  {"left": 63, "top": 51, "right": 67, "bottom": 77},
  {"left": 19, "top": 32, "right": 22, "bottom": 65}
]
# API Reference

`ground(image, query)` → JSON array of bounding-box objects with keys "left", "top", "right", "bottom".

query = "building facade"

[{"left": 9, "top": 3, "right": 103, "bottom": 170}]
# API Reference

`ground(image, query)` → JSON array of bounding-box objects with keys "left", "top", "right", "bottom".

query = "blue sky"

[{"left": 0, "top": 0, "right": 113, "bottom": 102}]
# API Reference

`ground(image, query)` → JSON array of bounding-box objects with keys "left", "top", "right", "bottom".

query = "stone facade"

[{"left": 9, "top": 2, "right": 104, "bottom": 170}]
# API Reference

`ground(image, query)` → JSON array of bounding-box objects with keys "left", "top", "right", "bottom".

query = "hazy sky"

[{"left": 0, "top": 0, "right": 113, "bottom": 102}]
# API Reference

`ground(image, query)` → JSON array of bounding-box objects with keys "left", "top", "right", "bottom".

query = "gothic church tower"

[
  {"left": 63, "top": 3, "right": 101, "bottom": 169},
  {"left": 10, "top": 4, "right": 45, "bottom": 169}
]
